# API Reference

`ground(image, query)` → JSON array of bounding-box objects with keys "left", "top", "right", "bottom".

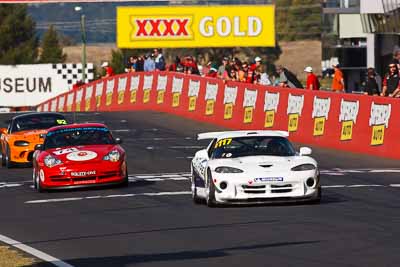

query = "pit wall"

[{"left": 37, "top": 71, "right": 399, "bottom": 159}]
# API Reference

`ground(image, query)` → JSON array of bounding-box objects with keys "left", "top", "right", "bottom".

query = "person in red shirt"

[
  {"left": 304, "top": 66, "right": 319, "bottom": 90},
  {"left": 101, "top": 62, "right": 114, "bottom": 78}
]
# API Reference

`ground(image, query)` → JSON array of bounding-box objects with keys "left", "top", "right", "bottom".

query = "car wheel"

[
  {"left": 35, "top": 169, "right": 44, "bottom": 193},
  {"left": 191, "top": 167, "right": 202, "bottom": 205},
  {"left": 310, "top": 187, "right": 321, "bottom": 204},
  {"left": 1, "top": 152, "right": 5, "bottom": 166},
  {"left": 32, "top": 167, "right": 37, "bottom": 189},
  {"left": 121, "top": 165, "right": 129, "bottom": 187},
  {"left": 5, "top": 145, "right": 14, "bottom": 169},
  {"left": 206, "top": 169, "right": 217, "bottom": 207}
]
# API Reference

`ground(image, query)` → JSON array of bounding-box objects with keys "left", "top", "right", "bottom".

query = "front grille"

[
  {"left": 98, "top": 171, "right": 119, "bottom": 180},
  {"left": 74, "top": 177, "right": 96, "bottom": 182},
  {"left": 271, "top": 184, "right": 293, "bottom": 193},
  {"left": 241, "top": 184, "right": 266, "bottom": 194}
]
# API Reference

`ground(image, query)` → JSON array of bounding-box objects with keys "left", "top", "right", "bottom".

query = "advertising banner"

[
  {"left": 0, "top": 63, "right": 93, "bottom": 107},
  {"left": 117, "top": 5, "right": 275, "bottom": 48}
]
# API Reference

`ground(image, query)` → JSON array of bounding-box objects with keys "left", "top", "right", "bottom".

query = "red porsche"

[{"left": 32, "top": 123, "right": 128, "bottom": 192}]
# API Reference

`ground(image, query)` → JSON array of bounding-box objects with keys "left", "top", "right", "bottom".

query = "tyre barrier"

[{"left": 37, "top": 71, "right": 400, "bottom": 159}]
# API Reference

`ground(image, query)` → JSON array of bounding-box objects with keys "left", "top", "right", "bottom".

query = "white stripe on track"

[
  {"left": 25, "top": 191, "right": 192, "bottom": 204},
  {"left": 0, "top": 234, "right": 74, "bottom": 267}
]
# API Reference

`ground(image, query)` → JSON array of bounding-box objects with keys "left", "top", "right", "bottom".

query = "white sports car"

[{"left": 191, "top": 130, "right": 321, "bottom": 207}]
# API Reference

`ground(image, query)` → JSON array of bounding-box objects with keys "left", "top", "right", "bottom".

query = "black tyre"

[
  {"left": 206, "top": 169, "right": 217, "bottom": 207},
  {"left": 35, "top": 169, "right": 44, "bottom": 193},
  {"left": 1, "top": 152, "right": 5, "bottom": 166},
  {"left": 310, "top": 187, "right": 321, "bottom": 204},
  {"left": 120, "top": 166, "right": 129, "bottom": 187},
  {"left": 191, "top": 168, "right": 202, "bottom": 205},
  {"left": 5, "top": 145, "right": 14, "bottom": 169}
]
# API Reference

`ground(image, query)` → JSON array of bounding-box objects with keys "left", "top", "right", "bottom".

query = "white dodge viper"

[{"left": 191, "top": 130, "right": 321, "bottom": 207}]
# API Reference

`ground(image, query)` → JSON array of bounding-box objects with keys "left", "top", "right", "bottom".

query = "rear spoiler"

[{"left": 197, "top": 130, "right": 289, "bottom": 140}]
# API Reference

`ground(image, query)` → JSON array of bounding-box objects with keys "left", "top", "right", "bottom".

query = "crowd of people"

[{"left": 93, "top": 47, "right": 400, "bottom": 98}]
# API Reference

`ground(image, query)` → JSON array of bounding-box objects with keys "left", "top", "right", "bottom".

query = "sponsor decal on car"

[
  {"left": 254, "top": 177, "right": 284, "bottom": 182},
  {"left": 71, "top": 170, "right": 96, "bottom": 177},
  {"left": 66, "top": 151, "right": 98, "bottom": 161}
]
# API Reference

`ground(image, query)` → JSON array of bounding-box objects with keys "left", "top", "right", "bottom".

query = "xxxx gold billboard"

[{"left": 117, "top": 5, "right": 275, "bottom": 48}]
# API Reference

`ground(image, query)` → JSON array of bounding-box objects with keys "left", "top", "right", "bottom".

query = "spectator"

[
  {"left": 169, "top": 56, "right": 184, "bottom": 73},
  {"left": 381, "top": 63, "right": 400, "bottom": 97},
  {"left": 217, "top": 57, "right": 229, "bottom": 78},
  {"left": 206, "top": 66, "right": 218, "bottom": 78},
  {"left": 276, "top": 65, "right": 303, "bottom": 88},
  {"left": 257, "top": 65, "right": 272, "bottom": 85},
  {"left": 153, "top": 48, "right": 166, "bottom": 71},
  {"left": 126, "top": 56, "right": 137, "bottom": 72},
  {"left": 362, "top": 68, "right": 380, "bottom": 96},
  {"left": 331, "top": 64, "right": 345, "bottom": 92},
  {"left": 229, "top": 68, "right": 238, "bottom": 81},
  {"left": 250, "top": 56, "right": 262, "bottom": 72},
  {"left": 393, "top": 48, "right": 400, "bottom": 69},
  {"left": 239, "top": 62, "right": 253, "bottom": 83},
  {"left": 136, "top": 56, "right": 144, "bottom": 72},
  {"left": 304, "top": 66, "right": 320, "bottom": 90},
  {"left": 144, "top": 54, "right": 155, "bottom": 72},
  {"left": 101, "top": 62, "right": 114, "bottom": 78}
]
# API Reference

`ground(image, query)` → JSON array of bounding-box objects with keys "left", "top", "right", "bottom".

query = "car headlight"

[
  {"left": 291, "top": 164, "right": 316, "bottom": 171},
  {"left": 14, "top": 140, "right": 30, "bottom": 147},
  {"left": 215, "top": 166, "right": 244, "bottom": 173},
  {"left": 103, "top": 150, "right": 120, "bottom": 162},
  {"left": 44, "top": 155, "right": 62, "bottom": 168}
]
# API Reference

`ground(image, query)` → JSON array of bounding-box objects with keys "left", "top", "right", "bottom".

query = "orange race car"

[{"left": 0, "top": 112, "right": 68, "bottom": 168}]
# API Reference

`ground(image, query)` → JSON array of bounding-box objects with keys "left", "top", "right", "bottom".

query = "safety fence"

[{"left": 37, "top": 71, "right": 399, "bottom": 159}]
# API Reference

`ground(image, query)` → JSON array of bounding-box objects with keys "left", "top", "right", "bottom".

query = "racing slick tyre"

[
  {"left": 34, "top": 169, "right": 44, "bottom": 193},
  {"left": 206, "top": 169, "right": 217, "bottom": 208},
  {"left": 1, "top": 152, "right": 5, "bottom": 166},
  {"left": 310, "top": 187, "right": 321, "bottom": 204},
  {"left": 5, "top": 145, "right": 14, "bottom": 169},
  {"left": 121, "top": 167, "right": 129, "bottom": 187},
  {"left": 191, "top": 167, "right": 202, "bottom": 205}
]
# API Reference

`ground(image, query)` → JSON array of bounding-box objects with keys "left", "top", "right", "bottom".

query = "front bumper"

[
  {"left": 39, "top": 161, "right": 127, "bottom": 188},
  {"left": 212, "top": 170, "right": 320, "bottom": 203}
]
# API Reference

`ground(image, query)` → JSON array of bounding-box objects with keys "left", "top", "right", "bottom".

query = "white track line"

[
  {"left": 0, "top": 234, "right": 74, "bottom": 267},
  {"left": 25, "top": 191, "right": 192, "bottom": 204}
]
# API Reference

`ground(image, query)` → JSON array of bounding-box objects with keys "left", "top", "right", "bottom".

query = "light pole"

[{"left": 75, "top": 6, "right": 86, "bottom": 84}]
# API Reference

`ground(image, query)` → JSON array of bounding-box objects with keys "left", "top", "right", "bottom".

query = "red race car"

[{"left": 32, "top": 123, "right": 128, "bottom": 192}]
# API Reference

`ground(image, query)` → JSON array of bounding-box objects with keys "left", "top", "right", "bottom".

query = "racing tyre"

[
  {"left": 191, "top": 168, "right": 202, "bottom": 205},
  {"left": 206, "top": 169, "right": 217, "bottom": 207},
  {"left": 310, "top": 187, "right": 321, "bottom": 204},
  {"left": 35, "top": 169, "right": 44, "bottom": 193},
  {"left": 5, "top": 145, "right": 14, "bottom": 169},
  {"left": 1, "top": 152, "right": 5, "bottom": 166},
  {"left": 120, "top": 166, "right": 129, "bottom": 187}
]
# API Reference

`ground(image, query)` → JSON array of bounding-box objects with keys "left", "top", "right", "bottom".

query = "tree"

[
  {"left": 39, "top": 25, "right": 66, "bottom": 63},
  {"left": 276, "top": 0, "right": 322, "bottom": 41},
  {"left": 110, "top": 49, "right": 125, "bottom": 75},
  {"left": 0, "top": 4, "right": 38, "bottom": 64}
]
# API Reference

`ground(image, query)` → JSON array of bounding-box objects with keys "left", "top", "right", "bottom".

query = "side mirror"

[
  {"left": 0, "top": 128, "right": 7, "bottom": 135},
  {"left": 35, "top": 144, "right": 44, "bottom": 151},
  {"left": 115, "top": 138, "right": 123, "bottom": 144},
  {"left": 196, "top": 149, "right": 209, "bottom": 159},
  {"left": 299, "top": 147, "right": 312, "bottom": 156}
]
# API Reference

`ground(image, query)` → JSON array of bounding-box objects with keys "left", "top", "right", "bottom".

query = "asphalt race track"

[{"left": 1, "top": 111, "right": 400, "bottom": 267}]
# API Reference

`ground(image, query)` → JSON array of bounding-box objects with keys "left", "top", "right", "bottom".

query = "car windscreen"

[
  {"left": 12, "top": 115, "right": 67, "bottom": 133},
  {"left": 210, "top": 136, "right": 296, "bottom": 159},
  {"left": 44, "top": 127, "right": 115, "bottom": 149}
]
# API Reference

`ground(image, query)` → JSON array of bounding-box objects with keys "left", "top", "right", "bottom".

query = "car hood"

[
  {"left": 11, "top": 129, "right": 47, "bottom": 142},
  {"left": 47, "top": 145, "right": 121, "bottom": 164},
  {"left": 208, "top": 155, "right": 316, "bottom": 172}
]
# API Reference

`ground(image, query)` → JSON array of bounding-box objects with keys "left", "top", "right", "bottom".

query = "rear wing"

[{"left": 197, "top": 130, "right": 289, "bottom": 140}]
